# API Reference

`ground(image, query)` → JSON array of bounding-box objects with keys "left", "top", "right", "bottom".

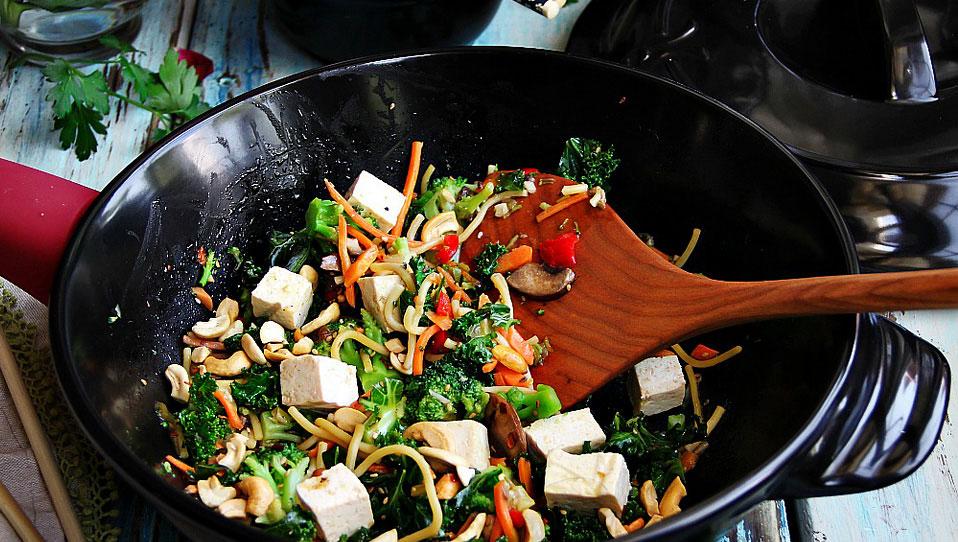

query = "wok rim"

[{"left": 48, "top": 46, "right": 861, "bottom": 540}]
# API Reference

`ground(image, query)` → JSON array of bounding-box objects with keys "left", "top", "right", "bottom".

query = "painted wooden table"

[{"left": 1, "top": 1, "right": 956, "bottom": 541}]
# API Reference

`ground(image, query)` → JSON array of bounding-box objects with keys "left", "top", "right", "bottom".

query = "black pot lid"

[{"left": 568, "top": 0, "right": 958, "bottom": 173}]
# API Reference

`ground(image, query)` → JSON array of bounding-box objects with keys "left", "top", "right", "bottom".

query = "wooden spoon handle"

[{"left": 715, "top": 268, "right": 958, "bottom": 325}]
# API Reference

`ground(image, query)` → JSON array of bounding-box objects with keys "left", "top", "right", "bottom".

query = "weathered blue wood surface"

[{"left": 0, "top": 1, "right": 955, "bottom": 541}]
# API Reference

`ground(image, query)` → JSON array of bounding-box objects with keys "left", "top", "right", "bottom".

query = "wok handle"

[
  {"left": 0, "top": 159, "right": 98, "bottom": 303},
  {"left": 772, "top": 314, "right": 949, "bottom": 498},
  {"left": 876, "top": 0, "right": 937, "bottom": 101}
]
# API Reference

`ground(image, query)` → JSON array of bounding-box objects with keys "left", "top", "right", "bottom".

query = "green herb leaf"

[
  {"left": 557, "top": 137, "right": 621, "bottom": 190},
  {"left": 145, "top": 49, "right": 202, "bottom": 113}
]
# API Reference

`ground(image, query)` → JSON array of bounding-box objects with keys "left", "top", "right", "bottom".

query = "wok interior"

[{"left": 57, "top": 51, "right": 856, "bottom": 521}]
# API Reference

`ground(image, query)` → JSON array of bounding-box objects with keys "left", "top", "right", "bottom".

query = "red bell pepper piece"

[
  {"left": 433, "top": 234, "right": 459, "bottom": 264},
  {"left": 435, "top": 289, "right": 452, "bottom": 316},
  {"left": 429, "top": 329, "right": 448, "bottom": 354},
  {"left": 691, "top": 344, "right": 719, "bottom": 360},
  {"left": 539, "top": 232, "right": 579, "bottom": 268}
]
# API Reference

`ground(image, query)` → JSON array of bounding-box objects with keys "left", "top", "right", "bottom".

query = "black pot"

[
  {"left": 0, "top": 49, "right": 947, "bottom": 541},
  {"left": 271, "top": 0, "right": 502, "bottom": 61}
]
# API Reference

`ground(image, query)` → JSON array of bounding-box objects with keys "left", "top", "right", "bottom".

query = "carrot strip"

[
  {"left": 326, "top": 180, "right": 410, "bottom": 244},
  {"left": 481, "top": 360, "right": 499, "bottom": 373},
  {"left": 494, "top": 482, "right": 519, "bottom": 542},
  {"left": 337, "top": 214, "right": 356, "bottom": 307},
  {"left": 438, "top": 267, "right": 473, "bottom": 303},
  {"left": 344, "top": 246, "right": 378, "bottom": 287},
  {"left": 493, "top": 366, "right": 533, "bottom": 388},
  {"left": 413, "top": 324, "right": 441, "bottom": 375},
  {"left": 495, "top": 245, "right": 533, "bottom": 273},
  {"left": 426, "top": 312, "right": 453, "bottom": 331},
  {"left": 391, "top": 140, "right": 423, "bottom": 237},
  {"left": 489, "top": 457, "right": 506, "bottom": 466},
  {"left": 213, "top": 390, "right": 244, "bottom": 430},
  {"left": 347, "top": 225, "right": 377, "bottom": 248},
  {"left": 454, "top": 513, "right": 479, "bottom": 538},
  {"left": 517, "top": 457, "right": 534, "bottom": 498},
  {"left": 489, "top": 517, "right": 504, "bottom": 542},
  {"left": 624, "top": 517, "right": 646, "bottom": 533},
  {"left": 165, "top": 455, "right": 194, "bottom": 474},
  {"left": 535, "top": 192, "right": 589, "bottom": 223},
  {"left": 503, "top": 326, "right": 534, "bottom": 365}
]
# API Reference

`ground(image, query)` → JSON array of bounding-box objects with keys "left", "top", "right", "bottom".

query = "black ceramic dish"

[
  {"left": 271, "top": 0, "right": 502, "bottom": 61},
  {"left": 40, "top": 49, "right": 948, "bottom": 541},
  {"left": 567, "top": 0, "right": 958, "bottom": 271}
]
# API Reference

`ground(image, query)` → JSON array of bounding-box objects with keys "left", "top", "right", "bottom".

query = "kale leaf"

[
  {"left": 262, "top": 506, "right": 317, "bottom": 542},
  {"left": 176, "top": 372, "right": 230, "bottom": 461},
  {"left": 471, "top": 242, "right": 508, "bottom": 284},
  {"left": 231, "top": 364, "right": 280, "bottom": 411},
  {"left": 557, "top": 137, "right": 621, "bottom": 190},
  {"left": 450, "top": 303, "right": 518, "bottom": 338}
]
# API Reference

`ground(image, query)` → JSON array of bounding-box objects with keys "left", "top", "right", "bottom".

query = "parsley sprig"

[{"left": 40, "top": 36, "right": 211, "bottom": 160}]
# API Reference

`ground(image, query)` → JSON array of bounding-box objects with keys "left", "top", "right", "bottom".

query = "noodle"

[
  {"left": 706, "top": 406, "right": 726, "bottom": 435},
  {"left": 420, "top": 164, "right": 436, "bottom": 194},
  {"left": 353, "top": 445, "right": 443, "bottom": 542},
  {"left": 672, "top": 343, "right": 743, "bottom": 369},
  {"left": 411, "top": 236, "right": 446, "bottom": 255},
  {"left": 407, "top": 214, "right": 426, "bottom": 241},
  {"left": 360, "top": 351, "right": 374, "bottom": 373},
  {"left": 345, "top": 423, "right": 365, "bottom": 470},
  {"left": 370, "top": 262, "right": 415, "bottom": 292},
  {"left": 674, "top": 228, "right": 701, "bottom": 268},
  {"left": 490, "top": 273, "right": 513, "bottom": 319},
  {"left": 458, "top": 190, "right": 526, "bottom": 244},
  {"left": 383, "top": 284, "right": 407, "bottom": 332},
  {"left": 332, "top": 330, "right": 390, "bottom": 359},
  {"left": 296, "top": 434, "right": 319, "bottom": 451},
  {"left": 418, "top": 446, "right": 472, "bottom": 468},
  {"left": 684, "top": 365, "right": 703, "bottom": 419}
]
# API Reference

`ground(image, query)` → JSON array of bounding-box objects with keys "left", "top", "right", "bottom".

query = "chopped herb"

[{"left": 536, "top": 309, "right": 545, "bottom": 316}]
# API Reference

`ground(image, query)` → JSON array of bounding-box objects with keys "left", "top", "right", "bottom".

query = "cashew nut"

[
  {"left": 523, "top": 510, "right": 546, "bottom": 542},
  {"left": 236, "top": 476, "right": 273, "bottom": 517},
  {"left": 191, "top": 346, "right": 211, "bottom": 364},
  {"left": 330, "top": 407, "right": 368, "bottom": 433},
  {"left": 217, "top": 498, "right": 248, "bottom": 519},
  {"left": 450, "top": 513, "right": 486, "bottom": 542},
  {"left": 259, "top": 321, "right": 286, "bottom": 344},
  {"left": 291, "top": 336, "right": 314, "bottom": 355},
  {"left": 599, "top": 508, "right": 628, "bottom": 538},
  {"left": 264, "top": 348, "right": 293, "bottom": 362},
  {"left": 198, "top": 475, "right": 236, "bottom": 508},
  {"left": 299, "top": 265, "right": 319, "bottom": 291},
  {"left": 164, "top": 364, "right": 190, "bottom": 403},
  {"left": 241, "top": 333, "right": 267, "bottom": 365},
  {"left": 370, "top": 530, "right": 399, "bottom": 542},
  {"left": 204, "top": 351, "right": 252, "bottom": 377},
  {"left": 390, "top": 352, "right": 412, "bottom": 375},
  {"left": 218, "top": 319, "right": 244, "bottom": 341},
  {"left": 384, "top": 338, "right": 405, "bottom": 353},
  {"left": 215, "top": 297, "right": 240, "bottom": 322},
  {"left": 218, "top": 433, "right": 247, "bottom": 473},
  {"left": 301, "top": 302, "right": 340, "bottom": 334},
  {"left": 192, "top": 314, "right": 231, "bottom": 339}
]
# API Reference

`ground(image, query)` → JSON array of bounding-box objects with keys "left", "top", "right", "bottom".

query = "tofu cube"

[
  {"left": 627, "top": 355, "right": 686, "bottom": 416},
  {"left": 297, "top": 463, "right": 374, "bottom": 541},
  {"left": 524, "top": 408, "right": 605, "bottom": 456},
  {"left": 346, "top": 170, "right": 406, "bottom": 232},
  {"left": 404, "top": 420, "right": 491, "bottom": 470},
  {"left": 251, "top": 266, "right": 314, "bottom": 329},
  {"left": 544, "top": 449, "right": 631, "bottom": 515},
  {"left": 358, "top": 274, "right": 405, "bottom": 331},
  {"left": 280, "top": 355, "right": 358, "bottom": 409}
]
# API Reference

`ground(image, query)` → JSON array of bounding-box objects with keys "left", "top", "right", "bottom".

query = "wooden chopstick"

[
  {"left": 0, "top": 331, "right": 84, "bottom": 542},
  {"left": 0, "top": 479, "right": 43, "bottom": 542}
]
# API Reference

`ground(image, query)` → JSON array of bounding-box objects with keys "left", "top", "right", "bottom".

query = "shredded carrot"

[
  {"left": 438, "top": 267, "right": 473, "bottom": 303},
  {"left": 502, "top": 326, "right": 534, "bottom": 365},
  {"left": 347, "top": 225, "right": 377, "bottom": 248},
  {"left": 413, "top": 324, "right": 441, "bottom": 375},
  {"left": 391, "top": 140, "right": 423, "bottom": 237},
  {"left": 213, "top": 390, "right": 244, "bottom": 430},
  {"left": 367, "top": 464, "right": 392, "bottom": 474},
  {"left": 517, "top": 457, "right": 534, "bottom": 498},
  {"left": 481, "top": 360, "right": 499, "bottom": 373},
  {"left": 535, "top": 192, "right": 589, "bottom": 223},
  {"left": 344, "top": 246, "right": 378, "bottom": 287},
  {"left": 489, "top": 517, "right": 504, "bottom": 542},
  {"left": 494, "top": 482, "right": 519, "bottom": 542},
  {"left": 680, "top": 450, "right": 699, "bottom": 472},
  {"left": 495, "top": 245, "right": 533, "bottom": 273},
  {"left": 337, "top": 214, "right": 356, "bottom": 307},
  {"left": 493, "top": 366, "right": 533, "bottom": 388},
  {"left": 325, "top": 180, "right": 421, "bottom": 245},
  {"left": 426, "top": 312, "right": 453, "bottom": 331},
  {"left": 489, "top": 457, "right": 506, "bottom": 466},
  {"left": 624, "top": 517, "right": 646, "bottom": 533},
  {"left": 165, "top": 455, "right": 194, "bottom": 474}
]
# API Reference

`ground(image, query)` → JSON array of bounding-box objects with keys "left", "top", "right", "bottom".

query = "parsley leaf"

[
  {"left": 43, "top": 60, "right": 110, "bottom": 160},
  {"left": 146, "top": 49, "right": 202, "bottom": 113}
]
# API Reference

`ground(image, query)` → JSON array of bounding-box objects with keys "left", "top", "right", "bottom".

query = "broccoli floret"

[
  {"left": 261, "top": 408, "right": 302, "bottom": 443},
  {"left": 262, "top": 506, "right": 317, "bottom": 542},
  {"left": 442, "top": 466, "right": 502, "bottom": 528},
  {"left": 412, "top": 176, "right": 470, "bottom": 219},
  {"left": 454, "top": 183, "right": 494, "bottom": 220},
  {"left": 500, "top": 384, "right": 563, "bottom": 421},
  {"left": 231, "top": 364, "right": 280, "bottom": 411},
  {"left": 471, "top": 242, "right": 508, "bottom": 285},
  {"left": 243, "top": 443, "right": 309, "bottom": 512},
  {"left": 405, "top": 362, "right": 489, "bottom": 422},
  {"left": 361, "top": 309, "right": 384, "bottom": 343},
  {"left": 361, "top": 378, "right": 407, "bottom": 444},
  {"left": 557, "top": 137, "right": 621, "bottom": 190},
  {"left": 450, "top": 303, "right": 518, "bottom": 339},
  {"left": 334, "top": 315, "right": 399, "bottom": 392},
  {"left": 177, "top": 372, "right": 231, "bottom": 462},
  {"left": 305, "top": 198, "right": 343, "bottom": 242}
]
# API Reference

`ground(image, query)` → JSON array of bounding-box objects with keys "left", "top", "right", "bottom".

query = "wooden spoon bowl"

[{"left": 461, "top": 175, "right": 958, "bottom": 405}]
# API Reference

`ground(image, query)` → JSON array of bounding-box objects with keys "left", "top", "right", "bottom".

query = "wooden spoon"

[{"left": 460, "top": 175, "right": 958, "bottom": 406}]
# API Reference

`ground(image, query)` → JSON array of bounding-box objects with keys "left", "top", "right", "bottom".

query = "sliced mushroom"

[
  {"left": 192, "top": 314, "right": 232, "bottom": 339},
  {"left": 215, "top": 297, "right": 240, "bottom": 322},
  {"left": 484, "top": 393, "right": 526, "bottom": 458},
  {"left": 241, "top": 333, "right": 268, "bottom": 365},
  {"left": 217, "top": 498, "right": 248, "bottom": 519},
  {"left": 259, "top": 320, "right": 286, "bottom": 344},
  {"left": 198, "top": 476, "right": 236, "bottom": 508},
  {"left": 236, "top": 476, "right": 273, "bottom": 517},
  {"left": 165, "top": 364, "right": 190, "bottom": 403},
  {"left": 506, "top": 263, "right": 575, "bottom": 299},
  {"left": 218, "top": 433, "right": 247, "bottom": 473},
  {"left": 205, "top": 351, "right": 252, "bottom": 377}
]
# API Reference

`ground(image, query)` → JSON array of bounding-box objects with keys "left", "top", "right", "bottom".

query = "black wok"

[{"left": 0, "top": 48, "right": 948, "bottom": 541}]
